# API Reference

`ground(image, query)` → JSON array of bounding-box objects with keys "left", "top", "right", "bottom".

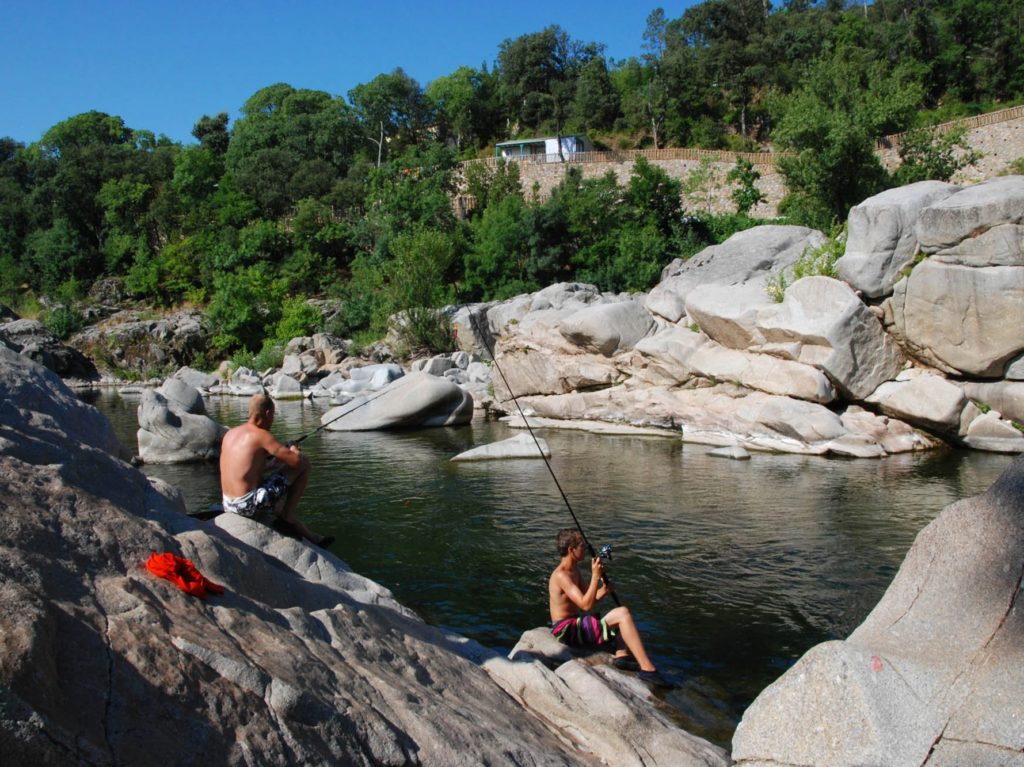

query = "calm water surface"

[{"left": 92, "top": 391, "right": 1014, "bottom": 747}]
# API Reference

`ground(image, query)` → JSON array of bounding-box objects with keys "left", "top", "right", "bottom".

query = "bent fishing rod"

[{"left": 468, "top": 312, "right": 621, "bottom": 605}]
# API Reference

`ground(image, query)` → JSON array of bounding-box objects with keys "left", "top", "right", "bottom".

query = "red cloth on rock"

[{"left": 146, "top": 552, "right": 225, "bottom": 599}]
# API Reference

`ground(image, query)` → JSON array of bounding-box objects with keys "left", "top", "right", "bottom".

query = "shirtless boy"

[
  {"left": 548, "top": 528, "right": 669, "bottom": 686},
  {"left": 219, "top": 394, "right": 332, "bottom": 547}
]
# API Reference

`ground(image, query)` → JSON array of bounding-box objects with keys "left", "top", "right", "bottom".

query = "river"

[{"left": 90, "top": 390, "right": 1014, "bottom": 748}]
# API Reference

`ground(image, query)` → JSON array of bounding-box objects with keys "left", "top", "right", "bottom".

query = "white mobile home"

[{"left": 494, "top": 135, "right": 592, "bottom": 161}]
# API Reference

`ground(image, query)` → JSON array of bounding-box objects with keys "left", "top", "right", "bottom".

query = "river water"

[{"left": 90, "top": 390, "right": 1014, "bottom": 748}]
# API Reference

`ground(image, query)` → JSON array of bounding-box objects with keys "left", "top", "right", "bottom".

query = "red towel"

[{"left": 146, "top": 552, "right": 225, "bottom": 599}]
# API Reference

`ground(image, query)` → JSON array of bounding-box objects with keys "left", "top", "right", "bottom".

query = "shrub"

[{"left": 766, "top": 222, "right": 847, "bottom": 302}]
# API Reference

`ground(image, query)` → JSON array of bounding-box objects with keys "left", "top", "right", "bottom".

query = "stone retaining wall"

[{"left": 458, "top": 106, "right": 1024, "bottom": 218}]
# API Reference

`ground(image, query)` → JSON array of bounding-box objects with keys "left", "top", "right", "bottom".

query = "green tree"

[
  {"left": 384, "top": 229, "right": 457, "bottom": 355},
  {"left": 497, "top": 26, "right": 605, "bottom": 137},
  {"left": 227, "top": 84, "right": 360, "bottom": 215},
  {"left": 425, "top": 65, "right": 500, "bottom": 153},
  {"left": 773, "top": 45, "right": 923, "bottom": 227},
  {"left": 348, "top": 69, "right": 431, "bottom": 165},
  {"left": 893, "top": 124, "right": 982, "bottom": 185},
  {"left": 726, "top": 158, "right": 767, "bottom": 214}
]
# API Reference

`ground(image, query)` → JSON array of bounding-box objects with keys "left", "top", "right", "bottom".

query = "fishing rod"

[
  {"left": 289, "top": 385, "right": 393, "bottom": 445},
  {"left": 468, "top": 311, "right": 621, "bottom": 605}
]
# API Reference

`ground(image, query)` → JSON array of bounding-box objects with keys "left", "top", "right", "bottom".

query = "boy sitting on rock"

[{"left": 548, "top": 528, "right": 669, "bottom": 686}]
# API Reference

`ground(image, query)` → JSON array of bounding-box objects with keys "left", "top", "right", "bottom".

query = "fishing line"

[{"left": 468, "top": 311, "right": 621, "bottom": 604}]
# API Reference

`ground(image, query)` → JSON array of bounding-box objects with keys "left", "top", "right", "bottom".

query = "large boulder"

[
  {"left": 632, "top": 326, "right": 837, "bottom": 404},
  {"left": 837, "top": 180, "right": 960, "bottom": 299},
  {"left": 647, "top": 226, "right": 826, "bottom": 323},
  {"left": 753, "top": 276, "right": 907, "bottom": 401},
  {"left": 866, "top": 371, "right": 968, "bottom": 436},
  {"left": 0, "top": 318, "right": 98, "bottom": 379},
  {"left": 558, "top": 299, "right": 657, "bottom": 356},
  {"left": 136, "top": 380, "right": 227, "bottom": 463},
  {"left": 1, "top": 341, "right": 722, "bottom": 767},
  {"left": 915, "top": 175, "right": 1024, "bottom": 253},
  {"left": 732, "top": 454, "right": 1024, "bottom": 766},
  {"left": 322, "top": 371, "right": 474, "bottom": 431},
  {"left": 885, "top": 176, "right": 1024, "bottom": 377}
]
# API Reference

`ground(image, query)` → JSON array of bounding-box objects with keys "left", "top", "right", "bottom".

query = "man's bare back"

[{"left": 220, "top": 422, "right": 285, "bottom": 498}]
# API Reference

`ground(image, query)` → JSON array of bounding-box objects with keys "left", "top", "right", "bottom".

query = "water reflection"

[{"left": 91, "top": 390, "right": 1013, "bottom": 747}]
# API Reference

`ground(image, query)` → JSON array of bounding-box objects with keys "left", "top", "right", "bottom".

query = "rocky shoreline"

[
  {"left": 3, "top": 309, "right": 1023, "bottom": 765},
  {"left": 6, "top": 176, "right": 1020, "bottom": 461}
]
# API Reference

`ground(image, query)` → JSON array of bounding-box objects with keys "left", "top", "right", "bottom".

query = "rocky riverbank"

[{"left": 0, "top": 345, "right": 729, "bottom": 766}]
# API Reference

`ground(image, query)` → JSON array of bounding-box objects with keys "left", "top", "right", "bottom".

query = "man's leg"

[
  {"left": 603, "top": 606, "right": 657, "bottom": 673},
  {"left": 275, "top": 460, "right": 329, "bottom": 545}
]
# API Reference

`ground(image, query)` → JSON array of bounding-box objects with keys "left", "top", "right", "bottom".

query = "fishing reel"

[{"left": 598, "top": 544, "right": 613, "bottom": 561}]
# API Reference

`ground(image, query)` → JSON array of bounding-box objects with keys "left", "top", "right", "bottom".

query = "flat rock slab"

[{"left": 451, "top": 433, "right": 551, "bottom": 461}]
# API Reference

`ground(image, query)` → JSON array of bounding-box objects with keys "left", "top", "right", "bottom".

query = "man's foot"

[
  {"left": 637, "top": 669, "right": 673, "bottom": 688},
  {"left": 271, "top": 518, "right": 302, "bottom": 540},
  {"left": 612, "top": 654, "right": 640, "bottom": 672}
]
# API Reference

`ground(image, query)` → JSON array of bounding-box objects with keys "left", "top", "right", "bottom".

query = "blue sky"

[{"left": 2, "top": 1, "right": 700, "bottom": 146}]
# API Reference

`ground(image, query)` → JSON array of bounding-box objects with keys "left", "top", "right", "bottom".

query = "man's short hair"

[
  {"left": 248, "top": 393, "right": 275, "bottom": 421},
  {"left": 556, "top": 528, "right": 584, "bottom": 556}
]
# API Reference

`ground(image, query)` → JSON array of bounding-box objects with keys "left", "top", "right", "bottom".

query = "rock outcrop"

[
  {"left": 136, "top": 378, "right": 227, "bottom": 463},
  {"left": 732, "top": 454, "right": 1024, "bottom": 766},
  {"left": 0, "top": 343, "right": 727, "bottom": 766},
  {"left": 70, "top": 309, "right": 208, "bottom": 377},
  {"left": 0, "top": 317, "right": 98, "bottom": 379},
  {"left": 884, "top": 175, "right": 1024, "bottom": 377}
]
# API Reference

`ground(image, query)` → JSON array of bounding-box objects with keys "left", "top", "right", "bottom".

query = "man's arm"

[{"left": 260, "top": 432, "right": 305, "bottom": 470}]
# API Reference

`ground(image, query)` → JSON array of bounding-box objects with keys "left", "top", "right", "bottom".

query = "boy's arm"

[{"left": 555, "top": 564, "right": 602, "bottom": 612}]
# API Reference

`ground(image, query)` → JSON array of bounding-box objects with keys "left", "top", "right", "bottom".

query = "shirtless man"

[
  {"left": 548, "top": 528, "right": 668, "bottom": 686},
  {"left": 219, "top": 394, "right": 332, "bottom": 547}
]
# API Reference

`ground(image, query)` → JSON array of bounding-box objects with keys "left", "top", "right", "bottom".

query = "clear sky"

[{"left": 2, "top": 0, "right": 700, "bottom": 146}]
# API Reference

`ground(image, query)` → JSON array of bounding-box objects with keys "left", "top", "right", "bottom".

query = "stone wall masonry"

[
  {"left": 458, "top": 106, "right": 1024, "bottom": 219},
  {"left": 876, "top": 104, "right": 1024, "bottom": 183}
]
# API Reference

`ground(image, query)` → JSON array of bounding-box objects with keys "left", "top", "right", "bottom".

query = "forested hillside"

[{"left": 2, "top": 0, "right": 1022, "bottom": 371}]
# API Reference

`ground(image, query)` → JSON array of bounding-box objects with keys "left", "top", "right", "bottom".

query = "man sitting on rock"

[
  {"left": 219, "top": 394, "right": 333, "bottom": 548},
  {"left": 549, "top": 528, "right": 668, "bottom": 686}
]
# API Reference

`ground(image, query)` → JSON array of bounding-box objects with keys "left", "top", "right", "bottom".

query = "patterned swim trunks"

[
  {"left": 551, "top": 615, "right": 615, "bottom": 646},
  {"left": 222, "top": 472, "right": 290, "bottom": 518}
]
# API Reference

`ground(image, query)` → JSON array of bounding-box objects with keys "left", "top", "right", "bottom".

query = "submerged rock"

[{"left": 451, "top": 433, "right": 551, "bottom": 461}]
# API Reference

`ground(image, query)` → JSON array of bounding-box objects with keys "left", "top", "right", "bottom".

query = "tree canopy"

[{"left": 1, "top": 0, "right": 1021, "bottom": 365}]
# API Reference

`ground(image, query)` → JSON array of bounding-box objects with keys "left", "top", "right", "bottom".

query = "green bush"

[
  {"left": 205, "top": 265, "right": 284, "bottom": 353},
  {"left": 232, "top": 341, "right": 286, "bottom": 373},
  {"left": 766, "top": 222, "right": 847, "bottom": 302},
  {"left": 271, "top": 297, "right": 322, "bottom": 344},
  {"left": 43, "top": 305, "right": 85, "bottom": 339}
]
